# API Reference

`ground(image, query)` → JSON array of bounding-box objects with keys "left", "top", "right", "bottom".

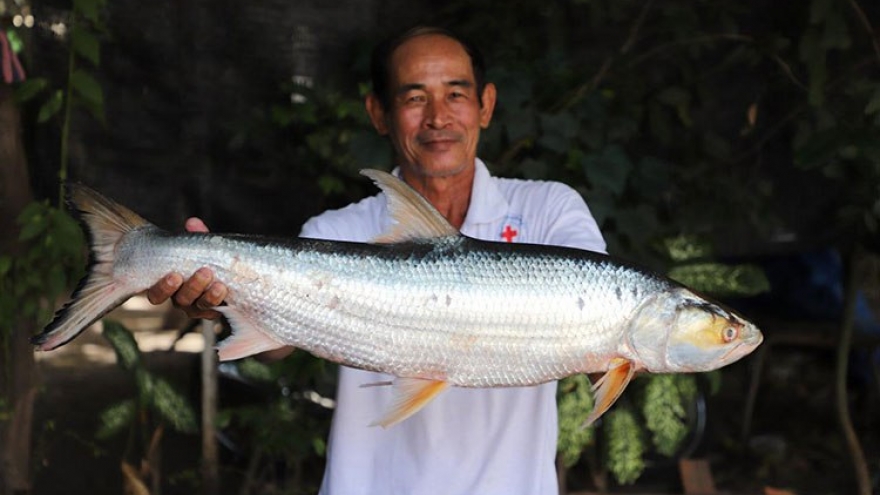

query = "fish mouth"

[{"left": 720, "top": 324, "right": 764, "bottom": 363}]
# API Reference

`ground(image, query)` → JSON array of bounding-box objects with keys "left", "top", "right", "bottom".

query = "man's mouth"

[{"left": 418, "top": 131, "right": 462, "bottom": 146}]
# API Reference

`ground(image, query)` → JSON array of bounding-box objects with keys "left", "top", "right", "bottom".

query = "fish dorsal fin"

[{"left": 360, "top": 169, "right": 459, "bottom": 243}]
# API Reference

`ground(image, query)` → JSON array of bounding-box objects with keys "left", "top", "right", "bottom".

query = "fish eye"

[{"left": 722, "top": 326, "right": 738, "bottom": 343}]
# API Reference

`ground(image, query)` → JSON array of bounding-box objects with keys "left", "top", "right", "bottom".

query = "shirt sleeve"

[
  {"left": 298, "top": 194, "right": 386, "bottom": 243},
  {"left": 300, "top": 214, "right": 343, "bottom": 241},
  {"left": 539, "top": 182, "right": 607, "bottom": 254}
]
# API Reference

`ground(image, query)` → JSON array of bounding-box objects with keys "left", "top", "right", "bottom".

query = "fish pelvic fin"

[
  {"left": 581, "top": 358, "right": 635, "bottom": 428},
  {"left": 369, "top": 377, "right": 449, "bottom": 428},
  {"left": 359, "top": 169, "right": 460, "bottom": 243},
  {"left": 32, "top": 185, "right": 153, "bottom": 351},
  {"left": 214, "top": 306, "right": 287, "bottom": 361}
]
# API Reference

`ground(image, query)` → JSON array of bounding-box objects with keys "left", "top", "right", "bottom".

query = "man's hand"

[{"left": 145, "top": 217, "right": 228, "bottom": 320}]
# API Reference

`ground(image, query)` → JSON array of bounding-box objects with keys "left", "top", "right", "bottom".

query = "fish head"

[{"left": 627, "top": 288, "right": 763, "bottom": 372}]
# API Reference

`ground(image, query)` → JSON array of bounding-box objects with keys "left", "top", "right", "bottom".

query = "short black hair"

[{"left": 370, "top": 26, "right": 488, "bottom": 109}]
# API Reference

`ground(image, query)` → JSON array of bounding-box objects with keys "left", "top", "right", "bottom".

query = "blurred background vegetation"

[{"left": 1, "top": 0, "right": 879, "bottom": 493}]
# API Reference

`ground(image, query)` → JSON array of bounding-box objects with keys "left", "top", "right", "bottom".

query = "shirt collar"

[
  {"left": 389, "top": 158, "right": 509, "bottom": 229},
  {"left": 462, "top": 158, "right": 508, "bottom": 227}
]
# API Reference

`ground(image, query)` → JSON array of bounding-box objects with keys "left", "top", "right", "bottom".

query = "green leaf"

[
  {"left": 809, "top": 0, "right": 834, "bottom": 24},
  {"left": 794, "top": 128, "right": 846, "bottom": 169},
  {"left": 660, "top": 235, "right": 713, "bottom": 262},
  {"left": 13, "top": 78, "right": 49, "bottom": 104},
  {"left": 73, "top": 0, "right": 102, "bottom": 23},
  {"left": 605, "top": 408, "right": 645, "bottom": 485},
  {"left": 38, "top": 90, "right": 65, "bottom": 123},
  {"left": 347, "top": 129, "right": 390, "bottom": 169},
  {"left": 821, "top": 11, "right": 851, "bottom": 50},
  {"left": 317, "top": 175, "right": 345, "bottom": 196},
  {"left": 668, "top": 262, "right": 770, "bottom": 297},
  {"left": 557, "top": 375, "right": 595, "bottom": 467},
  {"left": 614, "top": 205, "right": 659, "bottom": 247},
  {"left": 96, "top": 399, "right": 136, "bottom": 439},
  {"left": 101, "top": 320, "right": 142, "bottom": 370},
  {"left": 5, "top": 29, "right": 24, "bottom": 53},
  {"left": 519, "top": 158, "right": 548, "bottom": 180},
  {"left": 71, "top": 69, "right": 104, "bottom": 107},
  {"left": 237, "top": 358, "right": 276, "bottom": 383},
  {"left": 799, "top": 29, "right": 827, "bottom": 106},
  {"left": 18, "top": 220, "right": 45, "bottom": 242},
  {"left": 537, "top": 112, "right": 578, "bottom": 154},
  {"left": 642, "top": 375, "right": 691, "bottom": 456},
  {"left": 77, "top": 95, "right": 107, "bottom": 125},
  {"left": 865, "top": 86, "right": 880, "bottom": 115},
  {"left": 702, "top": 132, "right": 731, "bottom": 160},
  {"left": 582, "top": 145, "right": 633, "bottom": 196},
  {"left": 656, "top": 86, "right": 690, "bottom": 107},
  {"left": 0, "top": 257, "right": 11, "bottom": 278},
  {"left": 149, "top": 377, "right": 198, "bottom": 434},
  {"left": 504, "top": 113, "right": 537, "bottom": 143},
  {"left": 71, "top": 26, "right": 100, "bottom": 65}
]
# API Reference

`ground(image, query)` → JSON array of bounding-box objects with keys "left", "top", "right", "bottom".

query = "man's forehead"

[
  {"left": 390, "top": 34, "right": 474, "bottom": 81},
  {"left": 391, "top": 34, "right": 473, "bottom": 73}
]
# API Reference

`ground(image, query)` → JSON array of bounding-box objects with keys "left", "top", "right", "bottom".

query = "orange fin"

[
  {"left": 582, "top": 358, "right": 635, "bottom": 427},
  {"left": 370, "top": 377, "right": 448, "bottom": 428},
  {"left": 214, "top": 306, "right": 286, "bottom": 361}
]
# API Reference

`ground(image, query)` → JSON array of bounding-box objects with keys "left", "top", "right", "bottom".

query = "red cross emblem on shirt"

[{"left": 501, "top": 224, "right": 518, "bottom": 243}]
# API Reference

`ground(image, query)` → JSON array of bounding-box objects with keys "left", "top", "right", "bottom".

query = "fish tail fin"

[{"left": 31, "top": 184, "right": 151, "bottom": 351}]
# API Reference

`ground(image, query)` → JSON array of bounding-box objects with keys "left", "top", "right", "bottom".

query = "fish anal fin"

[
  {"left": 370, "top": 377, "right": 448, "bottom": 428},
  {"left": 582, "top": 358, "right": 635, "bottom": 427},
  {"left": 360, "top": 169, "right": 459, "bottom": 243},
  {"left": 214, "top": 306, "right": 286, "bottom": 361}
]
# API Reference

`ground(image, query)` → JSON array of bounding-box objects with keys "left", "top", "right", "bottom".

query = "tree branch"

[{"left": 847, "top": 0, "right": 880, "bottom": 64}]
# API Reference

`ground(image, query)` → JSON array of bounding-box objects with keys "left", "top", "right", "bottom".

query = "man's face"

[{"left": 368, "top": 34, "right": 496, "bottom": 178}]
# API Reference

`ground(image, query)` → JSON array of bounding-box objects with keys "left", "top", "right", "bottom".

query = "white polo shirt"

[{"left": 300, "top": 159, "right": 606, "bottom": 495}]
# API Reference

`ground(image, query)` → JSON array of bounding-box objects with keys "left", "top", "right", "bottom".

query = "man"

[{"left": 148, "top": 26, "right": 605, "bottom": 494}]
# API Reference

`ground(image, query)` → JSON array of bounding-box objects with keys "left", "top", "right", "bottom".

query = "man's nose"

[{"left": 425, "top": 98, "right": 452, "bottom": 127}]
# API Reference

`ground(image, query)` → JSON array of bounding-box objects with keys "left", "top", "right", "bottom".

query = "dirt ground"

[{"left": 27, "top": 298, "right": 880, "bottom": 495}]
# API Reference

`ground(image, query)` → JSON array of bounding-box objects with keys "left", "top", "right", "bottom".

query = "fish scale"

[{"left": 33, "top": 169, "right": 762, "bottom": 427}]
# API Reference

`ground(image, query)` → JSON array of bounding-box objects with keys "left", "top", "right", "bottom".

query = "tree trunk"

[
  {"left": 836, "top": 245, "right": 872, "bottom": 495},
  {"left": 0, "top": 86, "right": 37, "bottom": 494},
  {"left": 201, "top": 319, "right": 219, "bottom": 495}
]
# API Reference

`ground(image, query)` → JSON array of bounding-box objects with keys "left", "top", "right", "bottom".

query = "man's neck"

[{"left": 401, "top": 168, "right": 474, "bottom": 230}]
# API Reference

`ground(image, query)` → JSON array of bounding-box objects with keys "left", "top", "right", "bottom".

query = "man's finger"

[
  {"left": 195, "top": 282, "right": 228, "bottom": 310},
  {"left": 146, "top": 273, "right": 183, "bottom": 305},
  {"left": 185, "top": 217, "right": 209, "bottom": 233},
  {"left": 173, "top": 267, "right": 214, "bottom": 307}
]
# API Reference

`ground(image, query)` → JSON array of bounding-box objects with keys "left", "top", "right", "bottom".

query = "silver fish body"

[
  {"left": 34, "top": 169, "right": 763, "bottom": 427},
  {"left": 118, "top": 232, "right": 669, "bottom": 384}
]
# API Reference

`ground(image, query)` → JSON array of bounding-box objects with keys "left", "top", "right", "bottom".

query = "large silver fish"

[{"left": 33, "top": 170, "right": 763, "bottom": 427}]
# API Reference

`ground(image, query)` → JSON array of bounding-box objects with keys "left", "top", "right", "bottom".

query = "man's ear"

[
  {"left": 479, "top": 83, "right": 497, "bottom": 129},
  {"left": 365, "top": 93, "right": 389, "bottom": 135}
]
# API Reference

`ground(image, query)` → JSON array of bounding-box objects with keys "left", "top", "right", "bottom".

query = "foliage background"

[{"left": 2, "top": 0, "right": 878, "bottom": 492}]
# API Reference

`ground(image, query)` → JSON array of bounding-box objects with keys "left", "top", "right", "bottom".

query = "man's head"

[
  {"left": 366, "top": 26, "right": 497, "bottom": 179},
  {"left": 370, "top": 26, "right": 488, "bottom": 110}
]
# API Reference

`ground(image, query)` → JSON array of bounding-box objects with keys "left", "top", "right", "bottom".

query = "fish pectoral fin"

[
  {"left": 370, "top": 377, "right": 448, "bottom": 428},
  {"left": 214, "top": 306, "right": 286, "bottom": 361},
  {"left": 582, "top": 358, "right": 635, "bottom": 428}
]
